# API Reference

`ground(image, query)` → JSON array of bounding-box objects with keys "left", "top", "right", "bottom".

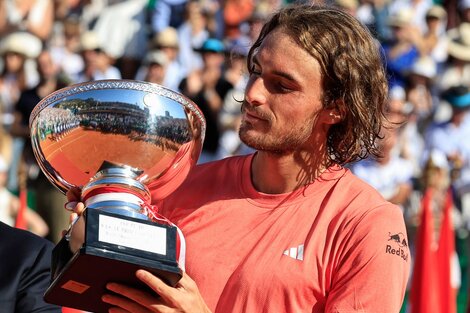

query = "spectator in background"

[
  {"left": 388, "top": 85, "right": 425, "bottom": 180},
  {"left": 217, "top": 38, "right": 252, "bottom": 159},
  {"left": 49, "top": 17, "right": 85, "bottom": 84},
  {"left": 351, "top": 125, "right": 414, "bottom": 209},
  {"left": 179, "top": 38, "right": 233, "bottom": 163},
  {"left": 245, "top": 7, "right": 269, "bottom": 44},
  {"left": 404, "top": 56, "right": 438, "bottom": 131},
  {"left": 421, "top": 5, "right": 448, "bottom": 73},
  {"left": 92, "top": 0, "right": 149, "bottom": 79},
  {"left": 76, "top": 31, "right": 122, "bottom": 83},
  {"left": 0, "top": 32, "right": 41, "bottom": 193},
  {"left": 0, "top": 32, "right": 41, "bottom": 131},
  {"left": 177, "top": 0, "right": 210, "bottom": 74},
  {"left": 387, "top": 0, "right": 433, "bottom": 35},
  {"left": 141, "top": 50, "right": 169, "bottom": 86},
  {"left": 150, "top": 27, "right": 186, "bottom": 91},
  {"left": 223, "top": 0, "right": 255, "bottom": 40},
  {"left": 423, "top": 85, "right": 470, "bottom": 214},
  {"left": 10, "top": 50, "right": 69, "bottom": 243},
  {"left": 382, "top": 8, "right": 423, "bottom": 89},
  {"left": 150, "top": 0, "right": 188, "bottom": 34},
  {"left": 0, "top": 0, "right": 54, "bottom": 41},
  {"left": 438, "top": 22, "right": 470, "bottom": 91},
  {"left": 0, "top": 155, "right": 49, "bottom": 237}
]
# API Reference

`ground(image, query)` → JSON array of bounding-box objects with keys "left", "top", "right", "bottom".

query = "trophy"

[{"left": 29, "top": 80, "right": 205, "bottom": 312}]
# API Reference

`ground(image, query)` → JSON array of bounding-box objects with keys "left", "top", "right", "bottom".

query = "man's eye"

[{"left": 276, "top": 81, "right": 293, "bottom": 92}]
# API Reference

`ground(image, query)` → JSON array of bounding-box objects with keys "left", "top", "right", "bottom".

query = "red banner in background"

[{"left": 409, "top": 188, "right": 457, "bottom": 313}]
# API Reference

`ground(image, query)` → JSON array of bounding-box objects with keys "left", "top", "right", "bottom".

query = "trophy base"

[{"left": 44, "top": 210, "right": 183, "bottom": 313}]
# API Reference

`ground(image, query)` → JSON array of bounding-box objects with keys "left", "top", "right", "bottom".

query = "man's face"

[{"left": 239, "top": 28, "right": 330, "bottom": 154}]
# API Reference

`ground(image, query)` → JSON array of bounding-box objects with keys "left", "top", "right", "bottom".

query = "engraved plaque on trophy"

[{"left": 29, "top": 80, "right": 205, "bottom": 312}]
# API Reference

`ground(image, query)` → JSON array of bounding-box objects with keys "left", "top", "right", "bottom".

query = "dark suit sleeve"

[
  {"left": 15, "top": 239, "right": 62, "bottom": 312},
  {"left": 0, "top": 222, "right": 61, "bottom": 313}
]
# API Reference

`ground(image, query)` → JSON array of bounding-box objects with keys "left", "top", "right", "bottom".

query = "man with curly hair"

[{"left": 70, "top": 4, "right": 410, "bottom": 312}]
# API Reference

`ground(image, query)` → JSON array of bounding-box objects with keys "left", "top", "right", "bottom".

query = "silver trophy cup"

[{"left": 29, "top": 80, "right": 205, "bottom": 312}]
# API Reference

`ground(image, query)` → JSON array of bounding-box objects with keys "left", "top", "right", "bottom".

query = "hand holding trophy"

[{"left": 29, "top": 80, "right": 205, "bottom": 312}]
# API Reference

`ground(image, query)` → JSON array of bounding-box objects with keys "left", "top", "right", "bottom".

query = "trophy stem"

[{"left": 82, "top": 164, "right": 151, "bottom": 220}]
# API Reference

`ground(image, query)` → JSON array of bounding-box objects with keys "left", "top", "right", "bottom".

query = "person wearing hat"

[
  {"left": 179, "top": 38, "right": 234, "bottom": 163},
  {"left": 142, "top": 50, "right": 169, "bottom": 86},
  {"left": 387, "top": 0, "right": 433, "bottom": 35},
  {"left": 177, "top": 0, "right": 210, "bottom": 74},
  {"left": 421, "top": 5, "right": 448, "bottom": 70},
  {"left": 438, "top": 22, "right": 470, "bottom": 91},
  {"left": 10, "top": 49, "right": 69, "bottom": 243},
  {"left": 76, "top": 31, "right": 122, "bottom": 83},
  {"left": 404, "top": 56, "right": 438, "bottom": 125},
  {"left": 381, "top": 8, "right": 425, "bottom": 89},
  {"left": 0, "top": 32, "right": 42, "bottom": 130},
  {"left": 424, "top": 85, "right": 470, "bottom": 199},
  {"left": 150, "top": 27, "right": 186, "bottom": 92}
]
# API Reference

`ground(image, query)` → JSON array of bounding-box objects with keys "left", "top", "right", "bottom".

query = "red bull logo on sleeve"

[{"left": 386, "top": 232, "right": 409, "bottom": 262}]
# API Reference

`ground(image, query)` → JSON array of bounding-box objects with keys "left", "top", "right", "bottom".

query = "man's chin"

[{"left": 239, "top": 131, "right": 289, "bottom": 155}]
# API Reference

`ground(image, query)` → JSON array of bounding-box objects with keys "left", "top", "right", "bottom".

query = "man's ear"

[{"left": 319, "top": 100, "right": 345, "bottom": 125}]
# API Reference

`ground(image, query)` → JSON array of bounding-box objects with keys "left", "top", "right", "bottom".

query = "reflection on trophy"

[{"left": 29, "top": 80, "right": 205, "bottom": 312}]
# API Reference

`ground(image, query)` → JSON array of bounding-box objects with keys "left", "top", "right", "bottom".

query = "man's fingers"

[
  {"left": 105, "top": 282, "right": 165, "bottom": 312},
  {"left": 135, "top": 270, "right": 180, "bottom": 304},
  {"left": 102, "top": 292, "right": 149, "bottom": 313}
]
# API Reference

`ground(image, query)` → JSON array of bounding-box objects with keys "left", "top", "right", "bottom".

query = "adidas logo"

[{"left": 283, "top": 244, "right": 304, "bottom": 261}]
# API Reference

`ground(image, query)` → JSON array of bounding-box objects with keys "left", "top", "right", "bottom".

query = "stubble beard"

[{"left": 239, "top": 117, "right": 315, "bottom": 155}]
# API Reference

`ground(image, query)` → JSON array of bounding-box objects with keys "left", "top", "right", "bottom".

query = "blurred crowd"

[{"left": 1, "top": 0, "right": 470, "bottom": 301}]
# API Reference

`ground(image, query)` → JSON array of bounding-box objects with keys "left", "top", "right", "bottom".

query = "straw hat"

[
  {"left": 447, "top": 22, "right": 470, "bottom": 61},
  {"left": 409, "top": 56, "right": 437, "bottom": 79},
  {"left": 425, "top": 5, "right": 447, "bottom": 20},
  {"left": 80, "top": 31, "right": 101, "bottom": 51},
  {"left": 388, "top": 9, "right": 413, "bottom": 28},
  {"left": 144, "top": 50, "right": 168, "bottom": 66},
  {"left": 153, "top": 27, "right": 179, "bottom": 49},
  {"left": 0, "top": 32, "right": 42, "bottom": 58}
]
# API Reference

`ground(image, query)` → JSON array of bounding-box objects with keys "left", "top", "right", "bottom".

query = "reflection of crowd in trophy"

[
  {"left": 36, "top": 108, "right": 80, "bottom": 142},
  {"left": 64, "top": 98, "right": 150, "bottom": 135},
  {"left": 41, "top": 98, "right": 192, "bottom": 153}
]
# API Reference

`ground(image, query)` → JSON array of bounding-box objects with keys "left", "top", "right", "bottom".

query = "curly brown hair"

[{"left": 247, "top": 4, "right": 388, "bottom": 165}]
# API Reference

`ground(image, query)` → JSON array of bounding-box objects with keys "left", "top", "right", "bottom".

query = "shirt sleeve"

[{"left": 325, "top": 204, "right": 410, "bottom": 313}]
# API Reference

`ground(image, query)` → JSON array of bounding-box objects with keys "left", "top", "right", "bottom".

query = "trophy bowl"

[{"left": 29, "top": 79, "right": 205, "bottom": 312}]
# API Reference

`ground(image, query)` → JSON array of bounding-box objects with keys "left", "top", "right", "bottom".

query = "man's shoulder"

[{"left": 0, "top": 222, "right": 53, "bottom": 262}]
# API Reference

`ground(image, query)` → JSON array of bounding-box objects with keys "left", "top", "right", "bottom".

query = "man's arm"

[{"left": 12, "top": 228, "right": 61, "bottom": 313}]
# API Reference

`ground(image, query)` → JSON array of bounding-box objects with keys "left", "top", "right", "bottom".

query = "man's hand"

[
  {"left": 102, "top": 270, "right": 212, "bottom": 313},
  {"left": 63, "top": 187, "right": 86, "bottom": 252}
]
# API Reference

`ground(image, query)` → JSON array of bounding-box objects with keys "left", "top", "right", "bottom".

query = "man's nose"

[{"left": 244, "top": 76, "right": 267, "bottom": 107}]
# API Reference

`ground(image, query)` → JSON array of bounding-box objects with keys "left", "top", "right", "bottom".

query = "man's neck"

[{"left": 251, "top": 150, "right": 329, "bottom": 194}]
